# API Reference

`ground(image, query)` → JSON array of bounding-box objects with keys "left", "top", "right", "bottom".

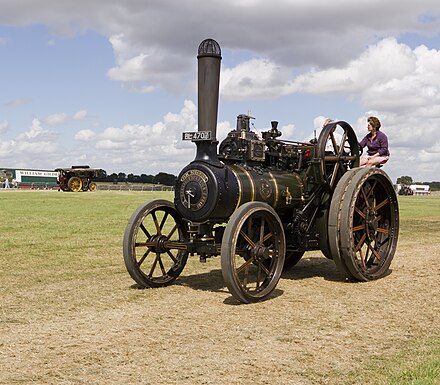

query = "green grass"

[
  {"left": 1, "top": 190, "right": 439, "bottom": 384},
  {"left": 0, "top": 190, "right": 173, "bottom": 287},
  {"left": 353, "top": 338, "right": 440, "bottom": 385}
]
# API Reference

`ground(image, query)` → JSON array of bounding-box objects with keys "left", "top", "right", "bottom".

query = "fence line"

[
  {"left": 97, "top": 184, "right": 174, "bottom": 192},
  {"left": 1, "top": 182, "right": 174, "bottom": 192}
]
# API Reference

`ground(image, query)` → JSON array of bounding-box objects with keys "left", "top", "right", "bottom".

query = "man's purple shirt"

[{"left": 359, "top": 131, "right": 389, "bottom": 156}]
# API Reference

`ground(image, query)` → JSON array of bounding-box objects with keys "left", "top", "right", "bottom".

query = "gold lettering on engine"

[{"left": 180, "top": 169, "right": 209, "bottom": 183}]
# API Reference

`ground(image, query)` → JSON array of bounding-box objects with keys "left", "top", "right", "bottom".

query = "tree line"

[
  {"left": 95, "top": 172, "right": 439, "bottom": 190},
  {"left": 396, "top": 176, "right": 440, "bottom": 191},
  {"left": 95, "top": 172, "right": 177, "bottom": 186}
]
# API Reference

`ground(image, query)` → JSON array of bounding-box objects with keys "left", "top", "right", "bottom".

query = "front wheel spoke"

[
  {"left": 138, "top": 249, "right": 151, "bottom": 267},
  {"left": 139, "top": 223, "right": 151, "bottom": 238},
  {"left": 239, "top": 230, "right": 256, "bottom": 248},
  {"left": 151, "top": 212, "right": 161, "bottom": 235},
  {"left": 262, "top": 232, "right": 273, "bottom": 243},
  {"left": 157, "top": 254, "right": 167, "bottom": 275},
  {"left": 167, "top": 223, "right": 178, "bottom": 239},
  {"left": 159, "top": 212, "right": 169, "bottom": 232},
  {"left": 135, "top": 242, "right": 153, "bottom": 247},
  {"left": 148, "top": 254, "right": 160, "bottom": 276},
  {"left": 166, "top": 250, "right": 178, "bottom": 264},
  {"left": 376, "top": 227, "right": 389, "bottom": 235},
  {"left": 259, "top": 218, "right": 265, "bottom": 243},
  {"left": 138, "top": 242, "right": 157, "bottom": 248},
  {"left": 236, "top": 256, "right": 254, "bottom": 275},
  {"left": 258, "top": 260, "right": 270, "bottom": 275}
]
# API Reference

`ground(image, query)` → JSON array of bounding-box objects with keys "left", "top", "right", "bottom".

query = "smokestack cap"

[{"left": 198, "top": 38, "right": 222, "bottom": 59}]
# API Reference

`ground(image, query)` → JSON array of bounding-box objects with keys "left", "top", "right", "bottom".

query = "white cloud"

[
  {"left": 216, "top": 121, "right": 235, "bottom": 143},
  {"left": 6, "top": 98, "right": 31, "bottom": 107},
  {"left": 221, "top": 38, "right": 427, "bottom": 101},
  {"left": 85, "top": 99, "right": 197, "bottom": 174},
  {"left": 107, "top": 52, "right": 150, "bottom": 82},
  {"left": 289, "top": 38, "right": 417, "bottom": 96},
  {"left": 73, "top": 110, "right": 88, "bottom": 120},
  {"left": 0, "top": 120, "right": 9, "bottom": 134},
  {"left": 75, "top": 129, "right": 96, "bottom": 141},
  {"left": 221, "top": 59, "right": 293, "bottom": 100},
  {"left": 106, "top": 33, "right": 192, "bottom": 93},
  {"left": 0, "top": 118, "right": 60, "bottom": 167},
  {"left": 14, "top": 140, "right": 57, "bottom": 155},
  {"left": 17, "top": 118, "right": 57, "bottom": 142},
  {"left": 45, "top": 113, "right": 67, "bottom": 125}
]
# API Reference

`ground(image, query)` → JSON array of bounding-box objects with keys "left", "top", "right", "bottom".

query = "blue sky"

[{"left": 1, "top": 1, "right": 440, "bottom": 183}]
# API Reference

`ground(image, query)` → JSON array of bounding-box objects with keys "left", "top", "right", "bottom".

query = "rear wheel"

[
  {"left": 329, "top": 168, "right": 399, "bottom": 281},
  {"left": 221, "top": 202, "right": 286, "bottom": 303}
]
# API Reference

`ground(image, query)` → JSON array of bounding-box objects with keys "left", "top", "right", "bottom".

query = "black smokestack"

[{"left": 195, "top": 38, "right": 222, "bottom": 163}]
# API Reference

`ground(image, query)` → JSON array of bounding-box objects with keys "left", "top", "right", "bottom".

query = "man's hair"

[{"left": 368, "top": 116, "right": 381, "bottom": 131}]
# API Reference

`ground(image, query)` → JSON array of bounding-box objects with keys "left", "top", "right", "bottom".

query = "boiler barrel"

[
  {"left": 175, "top": 162, "right": 304, "bottom": 223},
  {"left": 229, "top": 165, "right": 304, "bottom": 219}
]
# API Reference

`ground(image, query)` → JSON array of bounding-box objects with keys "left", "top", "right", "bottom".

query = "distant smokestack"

[{"left": 195, "top": 38, "right": 222, "bottom": 163}]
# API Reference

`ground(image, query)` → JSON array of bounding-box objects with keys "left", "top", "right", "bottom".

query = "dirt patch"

[{"left": 1, "top": 244, "right": 439, "bottom": 385}]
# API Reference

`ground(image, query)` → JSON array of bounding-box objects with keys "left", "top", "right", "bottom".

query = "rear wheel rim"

[{"left": 342, "top": 172, "right": 399, "bottom": 279}]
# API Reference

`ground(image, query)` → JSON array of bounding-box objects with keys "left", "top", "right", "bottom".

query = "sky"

[{"left": 1, "top": 0, "right": 440, "bottom": 183}]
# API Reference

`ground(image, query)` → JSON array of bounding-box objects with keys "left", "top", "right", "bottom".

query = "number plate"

[{"left": 182, "top": 131, "right": 212, "bottom": 141}]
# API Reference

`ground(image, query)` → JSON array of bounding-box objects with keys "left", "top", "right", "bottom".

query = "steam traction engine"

[
  {"left": 123, "top": 39, "right": 399, "bottom": 303},
  {"left": 55, "top": 166, "right": 104, "bottom": 192}
]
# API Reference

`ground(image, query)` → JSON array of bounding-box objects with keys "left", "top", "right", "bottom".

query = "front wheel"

[
  {"left": 123, "top": 200, "right": 189, "bottom": 288},
  {"left": 221, "top": 202, "right": 286, "bottom": 303}
]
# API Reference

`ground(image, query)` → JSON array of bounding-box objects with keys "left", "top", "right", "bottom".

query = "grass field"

[{"left": 0, "top": 190, "right": 439, "bottom": 385}]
